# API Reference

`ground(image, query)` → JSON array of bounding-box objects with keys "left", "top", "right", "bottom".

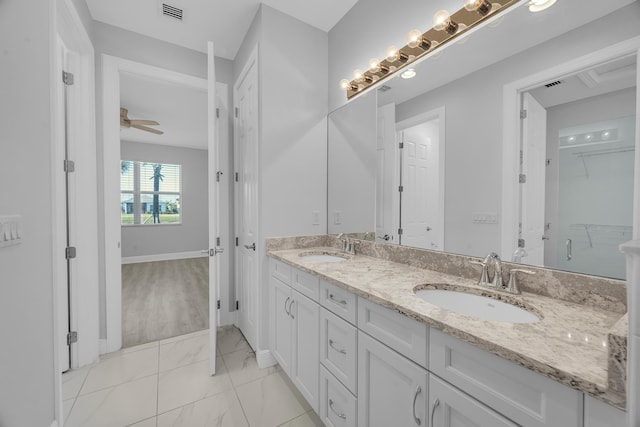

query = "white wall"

[
  {"left": 93, "top": 23, "right": 234, "bottom": 338},
  {"left": 233, "top": 4, "right": 328, "bottom": 353},
  {"left": 0, "top": 0, "right": 56, "bottom": 425},
  {"left": 120, "top": 141, "right": 209, "bottom": 258}
]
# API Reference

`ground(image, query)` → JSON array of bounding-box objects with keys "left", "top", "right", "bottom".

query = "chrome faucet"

[
  {"left": 471, "top": 252, "right": 535, "bottom": 294},
  {"left": 336, "top": 233, "right": 348, "bottom": 252}
]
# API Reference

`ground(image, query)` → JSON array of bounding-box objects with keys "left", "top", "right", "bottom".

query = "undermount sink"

[
  {"left": 299, "top": 251, "right": 349, "bottom": 263},
  {"left": 415, "top": 288, "right": 540, "bottom": 324}
]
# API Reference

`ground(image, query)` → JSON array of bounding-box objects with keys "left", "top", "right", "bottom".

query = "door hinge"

[
  {"left": 235, "top": 107, "right": 238, "bottom": 118},
  {"left": 235, "top": 237, "right": 239, "bottom": 247},
  {"left": 216, "top": 108, "right": 220, "bottom": 118},
  {"left": 65, "top": 246, "right": 77, "bottom": 259},
  {"left": 63, "top": 160, "right": 75, "bottom": 173},
  {"left": 62, "top": 71, "right": 74, "bottom": 85},
  {"left": 217, "top": 300, "right": 221, "bottom": 309},
  {"left": 398, "top": 185, "right": 404, "bottom": 193},
  {"left": 399, "top": 142, "right": 404, "bottom": 149},
  {"left": 216, "top": 171, "right": 223, "bottom": 182},
  {"left": 398, "top": 228, "right": 403, "bottom": 235},
  {"left": 236, "top": 301, "right": 239, "bottom": 310},
  {"left": 216, "top": 237, "right": 221, "bottom": 246},
  {"left": 520, "top": 109, "right": 527, "bottom": 119},
  {"left": 67, "top": 331, "right": 78, "bottom": 345},
  {"left": 235, "top": 172, "right": 239, "bottom": 182},
  {"left": 519, "top": 174, "right": 527, "bottom": 183},
  {"left": 518, "top": 238, "right": 526, "bottom": 248},
  {"left": 546, "top": 158, "right": 551, "bottom": 166}
]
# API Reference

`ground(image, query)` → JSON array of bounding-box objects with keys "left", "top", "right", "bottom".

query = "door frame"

[
  {"left": 395, "top": 106, "right": 446, "bottom": 251},
  {"left": 52, "top": 0, "right": 98, "bottom": 424},
  {"left": 101, "top": 56, "right": 232, "bottom": 353},
  {"left": 501, "top": 35, "right": 640, "bottom": 259}
]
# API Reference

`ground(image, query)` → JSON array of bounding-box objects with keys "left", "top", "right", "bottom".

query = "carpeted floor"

[{"left": 121, "top": 257, "right": 209, "bottom": 348}]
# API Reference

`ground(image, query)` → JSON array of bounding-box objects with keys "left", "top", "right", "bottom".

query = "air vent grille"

[
  {"left": 162, "top": 3, "right": 183, "bottom": 20},
  {"left": 544, "top": 80, "right": 563, "bottom": 88},
  {"left": 378, "top": 85, "right": 391, "bottom": 92}
]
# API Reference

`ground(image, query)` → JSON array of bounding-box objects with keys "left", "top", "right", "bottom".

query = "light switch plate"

[
  {"left": 312, "top": 210, "right": 320, "bottom": 225},
  {"left": 0, "top": 215, "right": 22, "bottom": 248},
  {"left": 472, "top": 212, "right": 498, "bottom": 224}
]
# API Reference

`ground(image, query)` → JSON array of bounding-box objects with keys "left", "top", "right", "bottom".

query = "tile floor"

[{"left": 62, "top": 326, "right": 324, "bottom": 427}]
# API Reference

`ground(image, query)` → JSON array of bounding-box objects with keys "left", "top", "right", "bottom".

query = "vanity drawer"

[
  {"left": 320, "top": 280, "right": 357, "bottom": 324},
  {"left": 357, "top": 297, "right": 428, "bottom": 369},
  {"left": 291, "top": 267, "right": 320, "bottom": 302},
  {"left": 271, "top": 258, "right": 291, "bottom": 284},
  {"left": 320, "top": 308, "right": 358, "bottom": 395},
  {"left": 320, "top": 365, "right": 357, "bottom": 427},
  {"left": 429, "top": 329, "right": 582, "bottom": 427}
]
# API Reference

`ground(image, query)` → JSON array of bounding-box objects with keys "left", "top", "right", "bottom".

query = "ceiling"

[
  {"left": 120, "top": 73, "right": 208, "bottom": 149},
  {"left": 85, "top": 0, "right": 358, "bottom": 59}
]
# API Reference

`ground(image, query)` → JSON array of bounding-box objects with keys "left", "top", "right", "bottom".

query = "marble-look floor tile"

[
  {"left": 157, "top": 357, "right": 232, "bottom": 413},
  {"left": 160, "top": 328, "right": 209, "bottom": 345},
  {"left": 157, "top": 390, "right": 249, "bottom": 427},
  {"left": 217, "top": 326, "right": 251, "bottom": 355},
  {"left": 235, "top": 371, "right": 311, "bottom": 427},
  {"left": 159, "top": 332, "right": 209, "bottom": 372},
  {"left": 223, "top": 348, "right": 279, "bottom": 387},
  {"left": 278, "top": 410, "right": 324, "bottom": 427},
  {"left": 101, "top": 340, "right": 159, "bottom": 360},
  {"left": 62, "top": 364, "right": 92, "bottom": 400},
  {"left": 128, "top": 416, "right": 157, "bottom": 427},
  {"left": 65, "top": 375, "right": 158, "bottom": 427},
  {"left": 82, "top": 346, "right": 159, "bottom": 394},
  {"left": 63, "top": 398, "right": 75, "bottom": 422}
]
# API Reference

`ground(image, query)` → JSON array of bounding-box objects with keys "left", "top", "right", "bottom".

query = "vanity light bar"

[{"left": 341, "top": 0, "right": 521, "bottom": 100}]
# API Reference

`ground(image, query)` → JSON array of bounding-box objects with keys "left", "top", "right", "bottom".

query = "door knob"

[
  {"left": 426, "top": 227, "right": 432, "bottom": 231},
  {"left": 244, "top": 243, "right": 256, "bottom": 251}
]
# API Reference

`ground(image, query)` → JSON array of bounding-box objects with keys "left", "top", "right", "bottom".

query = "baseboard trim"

[
  {"left": 99, "top": 338, "right": 107, "bottom": 355},
  {"left": 122, "top": 251, "right": 207, "bottom": 264},
  {"left": 256, "top": 349, "right": 277, "bottom": 369}
]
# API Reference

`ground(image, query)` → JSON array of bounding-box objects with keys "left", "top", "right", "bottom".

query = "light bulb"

[
  {"left": 385, "top": 46, "right": 400, "bottom": 62},
  {"left": 339, "top": 79, "right": 351, "bottom": 90},
  {"left": 433, "top": 10, "right": 458, "bottom": 35},
  {"left": 406, "top": 29, "right": 431, "bottom": 50},
  {"left": 464, "top": 0, "right": 492, "bottom": 16},
  {"left": 433, "top": 10, "right": 450, "bottom": 31},
  {"left": 368, "top": 58, "right": 380, "bottom": 72},
  {"left": 353, "top": 69, "right": 364, "bottom": 83},
  {"left": 528, "top": 0, "right": 557, "bottom": 12}
]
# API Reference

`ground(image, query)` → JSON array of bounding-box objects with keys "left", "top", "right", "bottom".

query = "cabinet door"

[
  {"left": 270, "top": 277, "right": 292, "bottom": 374},
  {"left": 358, "top": 331, "right": 427, "bottom": 427},
  {"left": 291, "top": 289, "right": 320, "bottom": 412},
  {"left": 429, "top": 375, "right": 517, "bottom": 427}
]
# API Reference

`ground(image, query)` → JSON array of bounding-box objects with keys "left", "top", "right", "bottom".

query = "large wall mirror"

[{"left": 327, "top": 0, "right": 639, "bottom": 280}]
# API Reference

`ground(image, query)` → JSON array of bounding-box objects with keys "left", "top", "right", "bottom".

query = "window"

[{"left": 121, "top": 160, "right": 181, "bottom": 225}]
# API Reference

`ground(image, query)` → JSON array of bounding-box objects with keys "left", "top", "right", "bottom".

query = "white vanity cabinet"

[
  {"left": 357, "top": 331, "right": 428, "bottom": 427},
  {"left": 269, "top": 260, "right": 320, "bottom": 412},
  {"left": 584, "top": 395, "right": 626, "bottom": 427}
]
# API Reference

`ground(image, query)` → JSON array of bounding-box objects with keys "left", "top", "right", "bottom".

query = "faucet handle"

[
  {"left": 505, "top": 269, "right": 535, "bottom": 294},
  {"left": 470, "top": 260, "right": 491, "bottom": 286}
]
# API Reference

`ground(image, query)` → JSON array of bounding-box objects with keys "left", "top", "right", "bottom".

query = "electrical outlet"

[
  {"left": 472, "top": 212, "right": 498, "bottom": 224},
  {"left": 333, "top": 211, "right": 342, "bottom": 225},
  {"left": 0, "top": 215, "right": 22, "bottom": 248},
  {"left": 312, "top": 211, "right": 320, "bottom": 225}
]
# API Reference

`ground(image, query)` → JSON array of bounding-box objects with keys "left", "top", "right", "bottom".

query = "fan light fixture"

[
  {"left": 339, "top": 0, "right": 521, "bottom": 100},
  {"left": 401, "top": 68, "right": 417, "bottom": 79},
  {"left": 528, "top": 0, "right": 557, "bottom": 12}
]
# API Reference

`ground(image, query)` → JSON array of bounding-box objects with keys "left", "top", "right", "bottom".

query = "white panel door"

[
  {"left": 207, "top": 42, "right": 220, "bottom": 375},
  {"left": 401, "top": 119, "right": 442, "bottom": 250},
  {"left": 357, "top": 331, "right": 428, "bottom": 427},
  {"left": 234, "top": 49, "right": 259, "bottom": 350},
  {"left": 376, "top": 103, "right": 397, "bottom": 243},
  {"left": 521, "top": 93, "right": 547, "bottom": 266}
]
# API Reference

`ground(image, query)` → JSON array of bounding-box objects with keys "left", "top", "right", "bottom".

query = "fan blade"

[
  {"left": 120, "top": 119, "right": 131, "bottom": 127},
  {"left": 132, "top": 124, "right": 164, "bottom": 135},
  {"left": 129, "top": 119, "right": 160, "bottom": 126}
]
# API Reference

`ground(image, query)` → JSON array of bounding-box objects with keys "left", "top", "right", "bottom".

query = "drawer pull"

[
  {"left": 289, "top": 300, "right": 295, "bottom": 319},
  {"left": 413, "top": 385, "right": 423, "bottom": 425},
  {"left": 329, "top": 294, "right": 347, "bottom": 305},
  {"left": 329, "top": 399, "right": 347, "bottom": 420},
  {"left": 329, "top": 339, "right": 347, "bottom": 355},
  {"left": 430, "top": 398, "right": 440, "bottom": 427},
  {"left": 284, "top": 297, "right": 290, "bottom": 316}
]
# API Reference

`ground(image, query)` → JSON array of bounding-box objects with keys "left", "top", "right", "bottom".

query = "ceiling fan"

[{"left": 120, "top": 107, "right": 164, "bottom": 135}]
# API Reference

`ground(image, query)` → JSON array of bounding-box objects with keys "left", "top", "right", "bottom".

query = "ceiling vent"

[
  {"left": 378, "top": 85, "right": 392, "bottom": 92},
  {"left": 162, "top": 3, "right": 183, "bottom": 20},
  {"left": 544, "top": 80, "right": 563, "bottom": 88}
]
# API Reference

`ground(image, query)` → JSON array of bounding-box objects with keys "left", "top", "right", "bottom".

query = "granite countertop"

[{"left": 268, "top": 246, "right": 626, "bottom": 409}]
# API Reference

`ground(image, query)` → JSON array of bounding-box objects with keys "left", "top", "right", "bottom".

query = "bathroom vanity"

[{"left": 267, "top": 235, "right": 627, "bottom": 427}]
